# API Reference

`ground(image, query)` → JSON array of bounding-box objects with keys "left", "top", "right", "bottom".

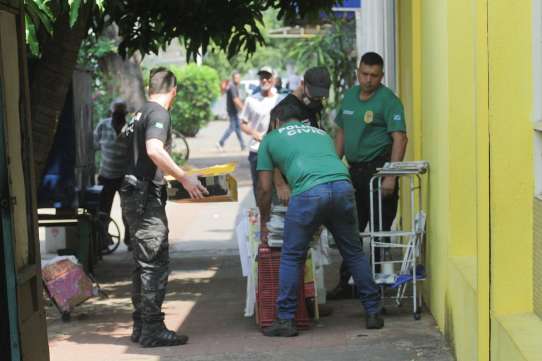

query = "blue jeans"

[
  {"left": 219, "top": 113, "right": 245, "bottom": 149},
  {"left": 277, "top": 180, "right": 381, "bottom": 319}
]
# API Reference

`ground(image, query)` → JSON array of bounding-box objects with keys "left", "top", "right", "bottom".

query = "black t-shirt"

[
  {"left": 269, "top": 94, "right": 322, "bottom": 130},
  {"left": 127, "top": 101, "right": 172, "bottom": 186},
  {"left": 226, "top": 82, "right": 240, "bottom": 116}
]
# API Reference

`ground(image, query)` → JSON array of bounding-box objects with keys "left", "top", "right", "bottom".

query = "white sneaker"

[{"left": 215, "top": 142, "right": 224, "bottom": 152}]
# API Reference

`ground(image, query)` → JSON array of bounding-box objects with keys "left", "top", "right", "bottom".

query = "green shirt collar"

[
  {"left": 277, "top": 120, "right": 304, "bottom": 130},
  {"left": 358, "top": 84, "right": 383, "bottom": 102}
]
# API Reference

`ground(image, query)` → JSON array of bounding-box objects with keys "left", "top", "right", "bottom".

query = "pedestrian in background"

[
  {"left": 240, "top": 66, "right": 279, "bottom": 196},
  {"left": 93, "top": 98, "right": 130, "bottom": 249},
  {"left": 216, "top": 71, "right": 246, "bottom": 152}
]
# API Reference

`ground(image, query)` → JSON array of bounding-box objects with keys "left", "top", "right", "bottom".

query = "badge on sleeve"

[{"left": 364, "top": 110, "right": 374, "bottom": 124}]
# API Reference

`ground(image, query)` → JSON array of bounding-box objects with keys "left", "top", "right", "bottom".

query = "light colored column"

[{"left": 358, "top": 0, "right": 397, "bottom": 92}]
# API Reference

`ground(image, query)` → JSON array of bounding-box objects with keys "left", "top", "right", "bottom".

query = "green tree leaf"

[{"left": 68, "top": 0, "right": 82, "bottom": 27}]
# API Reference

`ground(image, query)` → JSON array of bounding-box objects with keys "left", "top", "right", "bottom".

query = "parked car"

[{"left": 240, "top": 79, "right": 259, "bottom": 98}]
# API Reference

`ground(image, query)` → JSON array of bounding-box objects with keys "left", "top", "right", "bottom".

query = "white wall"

[{"left": 358, "top": 0, "right": 397, "bottom": 92}]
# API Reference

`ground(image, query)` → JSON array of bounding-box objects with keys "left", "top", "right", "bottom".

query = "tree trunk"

[
  {"left": 29, "top": 2, "right": 94, "bottom": 180},
  {"left": 98, "top": 24, "right": 146, "bottom": 113}
]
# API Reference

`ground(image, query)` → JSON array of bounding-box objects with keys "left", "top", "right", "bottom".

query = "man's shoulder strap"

[{"left": 120, "top": 111, "right": 143, "bottom": 166}]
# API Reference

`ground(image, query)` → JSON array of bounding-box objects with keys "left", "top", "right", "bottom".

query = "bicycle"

[
  {"left": 84, "top": 210, "right": 122, "bottom": 255},
  {"left": 98, "top": 212, "right": 122, "bottom": 255},
  {"left": 171, "top": 129, "right": 190, "bottom": 162}
]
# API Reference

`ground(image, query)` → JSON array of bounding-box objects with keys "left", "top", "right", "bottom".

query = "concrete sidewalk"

[
  {"left": 45, "top": 121, "right": 455, "bottom": 361},
  {"left": 47, "top": 253, "right": 453, "bottom": 361}
]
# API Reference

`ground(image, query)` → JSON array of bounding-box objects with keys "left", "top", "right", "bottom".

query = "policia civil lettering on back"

[{"left": 124, "top": 101, "right": 172, "bottom": 187}]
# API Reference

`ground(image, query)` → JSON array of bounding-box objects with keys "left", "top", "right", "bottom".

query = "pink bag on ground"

[{"left": 42, "top": 256, "right": 94, "bottom": 313}]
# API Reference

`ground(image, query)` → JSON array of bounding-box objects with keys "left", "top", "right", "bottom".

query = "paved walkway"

[{"left": 45, "top": 121, "right": 454, "bottom": 361}]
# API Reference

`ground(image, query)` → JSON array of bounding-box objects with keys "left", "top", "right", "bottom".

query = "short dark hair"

[
  {"left": 360, "top": 52, "right": 384, "bottom": 67},
  {"left": 148, "top": 67, "right": 177, "bottom": 95},
  {"left": 271, "top": 103, "right": 304, "bottom": 125}
]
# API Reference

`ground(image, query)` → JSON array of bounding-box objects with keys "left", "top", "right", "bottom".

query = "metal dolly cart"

[{"left": 363, "top": 161, "right": 429, "bottom": 320}]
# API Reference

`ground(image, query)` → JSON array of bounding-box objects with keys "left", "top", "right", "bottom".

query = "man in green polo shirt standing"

[
  {"left": 256, "top": 104, "right": 383, "bottom": 337},
  {"left": 329, "top": 52, "right": 408, "bottom": 299}
]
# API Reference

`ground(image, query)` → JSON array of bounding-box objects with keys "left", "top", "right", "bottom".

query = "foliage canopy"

[
  {"left": 25, "top": 0, "right": 341, "bottom": 61},
  {"left": 170, "top": 64, "right": 220, "bottom": 137}
]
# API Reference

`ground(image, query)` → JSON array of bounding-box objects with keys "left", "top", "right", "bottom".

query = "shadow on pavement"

[{"left": 46, "top": 250, "right": 453, "bottom": 361}]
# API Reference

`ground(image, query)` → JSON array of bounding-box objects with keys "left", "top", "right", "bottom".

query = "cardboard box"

[{"left": 167, "top": 163, "right": 238, "bottom": 203}]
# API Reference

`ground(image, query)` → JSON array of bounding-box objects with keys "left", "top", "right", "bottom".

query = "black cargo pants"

[
  {"left": 120, "top": 176, "right": 169, "bottom": 325},
  {"left": 338, "top": 153, "right": 399, "bottom": 285}
]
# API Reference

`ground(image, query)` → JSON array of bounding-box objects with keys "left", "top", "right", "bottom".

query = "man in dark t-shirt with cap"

[{"left": 269, "top": 66, "right": 331, "bottom": 204}]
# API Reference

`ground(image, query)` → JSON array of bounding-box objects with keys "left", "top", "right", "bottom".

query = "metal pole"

[{"left": 0, "top": 74, "right": 22, "bottom": 361}]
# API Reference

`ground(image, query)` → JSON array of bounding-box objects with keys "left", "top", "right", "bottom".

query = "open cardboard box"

[{"left": 166, "top": 162, "right": 238, "bottom": 203}]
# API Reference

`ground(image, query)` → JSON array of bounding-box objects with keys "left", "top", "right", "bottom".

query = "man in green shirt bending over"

[{"left": 256, "top": 103, "right": 383, "bottom": 337}]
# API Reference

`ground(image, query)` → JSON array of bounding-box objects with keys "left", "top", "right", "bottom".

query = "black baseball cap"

[{"left": 304, "top": 66, "right": 331, "bottom": 98}]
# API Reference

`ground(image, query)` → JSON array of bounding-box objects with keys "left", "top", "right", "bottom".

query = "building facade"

[
  {"left": 396, "top": 1, "right": 542, "bottom": 360},
  {"left": 0, "top": 0, "right": 49, "bottom": 360}
]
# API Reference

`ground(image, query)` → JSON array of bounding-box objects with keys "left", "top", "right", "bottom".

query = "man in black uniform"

[
  {"left": 120, "top": 67, "right": 208, "bottom": 348},
  {"left": 269, "top": 66, "right": 331, "bottom": 204}
]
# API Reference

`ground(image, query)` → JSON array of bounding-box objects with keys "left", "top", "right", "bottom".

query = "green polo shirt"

[
  {"left": 335, "top": 84, "right": 406, "bottom": 162},
  {"left": 257, "top": 121, "right": 350, "bottom": 196}
]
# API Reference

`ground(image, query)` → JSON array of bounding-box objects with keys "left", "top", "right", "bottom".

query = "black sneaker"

[
  {"left": 326, "top": 284, "right": 355, "bottom": 300},
  {"left": 366, "top": 313, "right": 384, "bottom": 329},
  {"left": 262, "top": 319, "right": 298, "bottom": 337},
  {"left": 139, "top": 323, "right": 189, "bottom": 348},
  {"left": 130, "top": 322, "right": 142, "bottom": 343}
]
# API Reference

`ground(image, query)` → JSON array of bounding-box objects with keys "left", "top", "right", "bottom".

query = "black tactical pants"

[{"left": 120, "top": 177, "right": 169, "bottom": 324}]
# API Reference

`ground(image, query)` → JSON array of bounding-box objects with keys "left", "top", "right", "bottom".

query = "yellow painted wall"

[
  {"left": 488, "top": 0, "right": 533, "bottom": 316},
  {"left": 418, "top": 0, "right": 450, "bottom": 330},
  {"left": 398, "top": 0, "right": 542, "bottom": 360},
  {"left": 487, "top": 0, "right": 542, "bottom": 359}
]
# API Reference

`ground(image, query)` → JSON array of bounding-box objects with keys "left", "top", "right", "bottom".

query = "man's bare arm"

[
  {"left": 233, "top": 97, "right": 244, "bottom": 111},
  {"left": 256, "top": 170, "right": 274, "bottom": 242},
  {"left": 240, "top": 120, "right": 263, "bottom": 141},
  {"left": 389, "top": 131, "right": 408, "bottom": 162},
  {"left": 382, "top": 131, "right": 408, "bottom": 196},
  {"left": 146, "top": 138, "right": 208, "bottom": 199},
  {"left": 273, "top": 168, "right": 290, "bottom": 205},
  {"left": 335, "top": 127, "right": 345, "bottom": 159}
]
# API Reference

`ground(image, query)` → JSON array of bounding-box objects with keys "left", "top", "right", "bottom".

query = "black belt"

[{"left": 349, "top": 155, "right": 390, "bottom": 170}]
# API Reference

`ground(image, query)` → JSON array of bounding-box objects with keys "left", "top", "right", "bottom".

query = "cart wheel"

[
  {"left": 414, "top": 312, "right": 422, "bottom": 321},
  {"left": 61, "top": 312, "right": 71, "bottom": 322}
]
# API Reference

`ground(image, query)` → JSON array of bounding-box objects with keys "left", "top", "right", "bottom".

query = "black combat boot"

[
  {"left": 139, "top": 322, "right": 189, "bottom": 348},
  {"left": 131, "top": 321, "right": 142, "bottom": 343}
]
